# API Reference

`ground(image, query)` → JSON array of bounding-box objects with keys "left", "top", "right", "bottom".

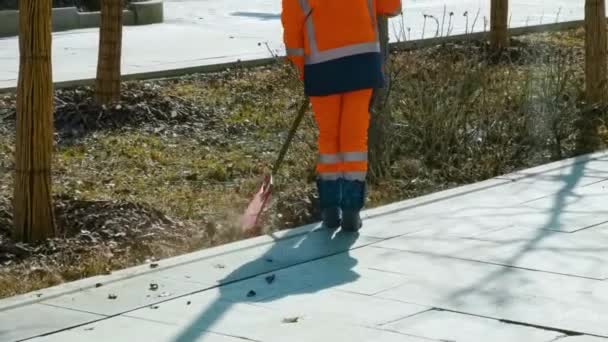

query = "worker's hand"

[
  {"left": 291, "top": 62, "right": 304, "bottom": 81},
  {"left": 285, "top": 56, "right": 304, "bottom": 81}
]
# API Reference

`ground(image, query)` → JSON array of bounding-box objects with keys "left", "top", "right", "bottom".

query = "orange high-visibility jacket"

[{"left": 281, "top": 0, "right": 402, "bottom": 96}]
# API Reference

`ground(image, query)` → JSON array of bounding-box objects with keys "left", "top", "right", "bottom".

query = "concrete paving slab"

[
  {"left": 171, "top": 251, "right": 360, "bottom": 305},
  {"left": 361, "top": 178, "right": 511, "bottom": 239},
  {"left": 28, "top": 316, "right": 246, "bottom": 342},
  {"left": 125, "top": 288, "right": 282, "bottom": 325},
  {"left": 373, "top": 229, "right": 498, "bottom": 259},
  {"left": 380, "top": 177, "right": 608, "bottom": 241},
  {"left": 124, "top": 246, "right": 412, "bottom": 317},
  {"left": 361, "top": 158, "right": 608, "bottom": 240},
  {"left": 162, "top": 229, "right": 379, "bottom": 286},
  {"left": 498, "top": 153, "right": 608, "bottom": 182},
  {"left": 237, "top": 317, "right": 432, "bottom": 342},
  {"left": 383, "top": 309, "right": 563, "bottom": 342},
  {"left": 375, "top": 223, "right": 608, "bottom": 279},
  {"left": 560, "top": 336, "right": 608, "bottom": 342},
  {"left": 363, "top": 205, "right": 512, "bottom": 240},
  {"left": 124, "top": 250, "right": 420, "bottom": 338},
  {"left": 0, "top": 304, "right": 103, "bottom": 342},
  {"left": 485, "top": 156, "right": 608, "bottom": 202},
  {"left": 126, "top": 294, "right": 294, "bottom": 341},
  {"left": 29, "top": 314, "right": 431, "bottom": 342},
  {"left": 361, "top": 244, "right": 603, "bottom": 298},
  {"left": 290, "top": 251, "right": 412, "bottom": 296},
  {"left": 216, "top": 248, "right": 409, "bottom": 303},
  {"left": 469, "top": 225, "right": 608, "bottom": 279},
  {"left": 203, "top": 266, "right": 315, "bottom": 304},
  {"left": 127, "top": 292, "right": 429, "bottom": 342},
  {"left": 506, "top": 180, "right": 608, "bottom": 232},
  {"left": 255, "top": 288, "right": 429, "bottom": 327},
  {"left": 359, "top": 246, "right": 608, "bottom": 336},
  {"left": 477, "top": 156, "right": 608, "bottom": 203},
  {"left": 42, "top": 274, "right": 204, "bottom": 316}
]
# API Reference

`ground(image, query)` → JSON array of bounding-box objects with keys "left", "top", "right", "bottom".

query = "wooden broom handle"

[{"left": 272, "top": 99, "right": 309, "bottom": 176}]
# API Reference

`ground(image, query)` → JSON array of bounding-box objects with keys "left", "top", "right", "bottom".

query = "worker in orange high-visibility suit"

[{"left": 281, "top": 0, "right": 402, "bottom": 231}]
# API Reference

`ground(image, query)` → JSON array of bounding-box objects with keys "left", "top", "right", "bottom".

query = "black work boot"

[
  {"left": 316, "top": 179, "right": 341, "bottom": 229},
  {"left": 341, "top": 179, "right": 366, "bottom": 232}
]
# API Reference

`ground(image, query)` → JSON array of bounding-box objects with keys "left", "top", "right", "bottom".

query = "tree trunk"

[
  {"left": 490, "top": 0, "right": 509, "bottom": 49},
  {"left": 95, "top": 0, "right": 123, "bottom": 104},
  {"left": 577, "top": 0, "right": 608, "bottom": 153},
  {"left": 369, "top": 16, "right": 392, "bottom": 182},
  {"left": 585, "top": 0, "right": 608, "bottom": 104},
  {"left": 14, "top": 0, "right": 57, "bottom": 242}
]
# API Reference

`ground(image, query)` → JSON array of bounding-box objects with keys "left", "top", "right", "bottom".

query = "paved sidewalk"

[
  {"left": 2, "top": 152, "right": 608, "bottom": 341},
  {"left": 0, "top": 0, "right": 586, "bottom": 90}
]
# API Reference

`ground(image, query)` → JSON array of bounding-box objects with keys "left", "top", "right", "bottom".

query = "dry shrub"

[{"left": 388, "top": 40, "right": 583, "bottom": 184}]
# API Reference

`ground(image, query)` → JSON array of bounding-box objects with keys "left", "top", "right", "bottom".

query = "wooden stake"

[
  {"left": 585, "top": 0, "right": 608, "bottom": 104},
  {"left": 490, "top": 0, "right": 509, "bottom": 49},
  {"left": 96, "top": 0, "right": 123, "bottom": 104}
]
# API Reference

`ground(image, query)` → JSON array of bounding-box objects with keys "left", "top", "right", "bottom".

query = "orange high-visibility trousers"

[{"left": 310, "top": 88, "right": 372, "bottom": 181}]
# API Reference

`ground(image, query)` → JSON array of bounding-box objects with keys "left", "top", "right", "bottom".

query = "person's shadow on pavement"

[{"left": 172, "top": 227, "right": 361, "bottom": 342}]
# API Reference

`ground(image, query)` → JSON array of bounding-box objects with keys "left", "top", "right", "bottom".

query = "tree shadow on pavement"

[{"left": 446, "top": 155, "right": 595, "bottom": 306}]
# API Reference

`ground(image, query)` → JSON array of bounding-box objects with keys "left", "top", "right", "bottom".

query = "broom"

[{"left": 240, "top": 98, "right": 309, "bottom": 237}]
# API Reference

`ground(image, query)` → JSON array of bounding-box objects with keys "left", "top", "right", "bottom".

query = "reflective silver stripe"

[
  {"left": 344, "top": 171, "right": 367, "bottom": 181},
  {"left": 290, "top": 0, "right": 311, "bottom": 60},
  {"left": 319, "top": 172, "right": 343, "bottom": 180},
  {"left": 342, "top": 151, "right": 368, "bottom": 162},
  {"left": 319, "top": 171, "right": 366, "bottom": 180},
  {"left": 318, "top": 154, "right": 342, "bottom": 164},
  {"left": 300, "top": 0, "right": 380, "bottom": 65},
  {"left": 305, "top": 42, "right": 381, "bottom": 64},
  {"left": 319, "top": 152, "right": 367, "bottom": 164},
  {"left": 298, "top": 0, "right": 310, "bottom": 13},
  {"left": 286, "top": 48, "right": 304, "bottom": 56},
  {"left": 298, "top": 0, "right": 315, "bottom": 58},
  {"left": 305, "top": 9, "right": 319, "bottom": 57},
  {"left": 367, "top": 0, "right": 379, "bottom": 41}
]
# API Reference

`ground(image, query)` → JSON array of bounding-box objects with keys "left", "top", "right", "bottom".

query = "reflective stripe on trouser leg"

[
  {"left": 317, "top": 154, "right": 343, "bottom": 180},
  {"left": 318, "top": 153, "right": 341, "bottom": 164},
  {"left": 318, "top": 172, "right": 343, "bottom": 181},
  {"left": 342, "top": 151, "right": 368, "bottom": 180},
  {"left": 344, "top": 171, "right": 367, "bottom": 181},
  {"left": 340, "top": 89, "right": 372, "bottom": 181}
]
